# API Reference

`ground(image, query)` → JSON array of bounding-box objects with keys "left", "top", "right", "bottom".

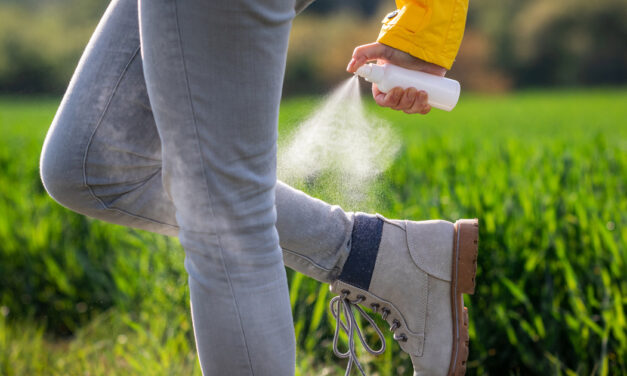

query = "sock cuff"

[{"left": 337, "top": 213, "right": 383, "bottom": 291}]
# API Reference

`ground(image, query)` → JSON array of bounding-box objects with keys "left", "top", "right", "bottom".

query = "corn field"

[{"left": 1, "top": 90, "right": 626, "bottom": 375}]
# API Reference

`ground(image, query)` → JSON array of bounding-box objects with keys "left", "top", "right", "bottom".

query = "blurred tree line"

[
  {"left": 0, "top": 0, "right": 625, "bottom": 95},
  {"left": 0, "top": 0, "right": 108, "bottom": 93}
]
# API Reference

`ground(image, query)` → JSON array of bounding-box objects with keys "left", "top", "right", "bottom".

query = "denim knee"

[{"left": 39, "top": 121, "right": 96, "bottom": 214}]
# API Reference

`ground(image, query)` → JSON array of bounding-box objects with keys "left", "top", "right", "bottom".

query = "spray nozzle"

[
  {"left": 355, "top": 64, "right": 372, "bottom": 78},
  {"left": 355, "top": 63, "right": 384, "bottom": 83}
]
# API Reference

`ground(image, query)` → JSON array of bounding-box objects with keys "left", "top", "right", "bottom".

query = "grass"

[{"left": 1, "top": 89, "right": 626, "bottom": 375}]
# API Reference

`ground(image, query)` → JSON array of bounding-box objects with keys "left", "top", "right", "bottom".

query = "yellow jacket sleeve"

[{"left": 377, "top": 0, "right": 468, "bottom": 70}]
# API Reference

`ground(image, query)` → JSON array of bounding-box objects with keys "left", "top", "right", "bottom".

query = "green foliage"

[
  {"left": 1, "top": 91, "right": 626, "bottom": 374},
  {"left": 468, "top": 0, "right": 627, "bottom": 87},
  {"left": 0, "top": 306, "right": 200, "bottom": 376}
]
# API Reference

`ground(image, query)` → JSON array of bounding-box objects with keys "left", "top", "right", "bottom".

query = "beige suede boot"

[{"left": 330, "top": 216, "right": 478, "bottom": 376}]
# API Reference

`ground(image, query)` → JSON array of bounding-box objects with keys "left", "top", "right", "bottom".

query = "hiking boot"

[{"left": 330, "top": 215, "right": 478, "bottom": 376}]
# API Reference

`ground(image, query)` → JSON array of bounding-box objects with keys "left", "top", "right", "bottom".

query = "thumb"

[{"left": 346, "top": 42, "right": 394, "bottom": 73}]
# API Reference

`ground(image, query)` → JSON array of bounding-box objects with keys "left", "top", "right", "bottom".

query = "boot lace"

[{"left": 330, "top": 289, "right": 407, "bottom": 375}]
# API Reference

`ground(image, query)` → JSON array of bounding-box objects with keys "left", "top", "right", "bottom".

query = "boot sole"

[{"left": 448, "top": 219, "right": 478, "bottom": 376}]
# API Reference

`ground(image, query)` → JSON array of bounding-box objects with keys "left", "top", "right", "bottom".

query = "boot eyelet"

[
  {"left": 350, "top": 295, "right": 366, "bottom": 304},
  {"left": 381, "top": 307, "right": 391, "bottom": 320},
  {"left": 370, "top": 303, "right": 380, "bottom": 312},
  {"left": 393, "top": 333, "right": 408, "bottom": 342},
  {"left": 390, "top": 319, "right": 401, "bottom": 331}
]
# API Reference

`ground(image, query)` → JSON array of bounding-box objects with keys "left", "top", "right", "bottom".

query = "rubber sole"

[{"left": 448, "top": 219, "right": 479, "bottom": 376}]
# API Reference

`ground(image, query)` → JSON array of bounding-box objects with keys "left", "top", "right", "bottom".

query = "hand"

[{"left": 347, "top": 42, "right": 447, "bottom": 114}]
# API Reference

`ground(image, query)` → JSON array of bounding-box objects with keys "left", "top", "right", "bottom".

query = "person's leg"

[
  {"left": 40, "top": 0, "right": 352, "bottom": 285},
  {"left": 138, "top": 0, "right": 299, "bottom": 373}
]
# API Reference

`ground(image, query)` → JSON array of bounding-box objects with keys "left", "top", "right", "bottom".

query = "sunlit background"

[{"left": 1, "top": 0, "right": 626, "bottom": 375}]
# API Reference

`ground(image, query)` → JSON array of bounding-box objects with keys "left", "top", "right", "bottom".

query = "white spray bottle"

[{"left": 355, "top": 63, "right": 461, "bottom": 111}]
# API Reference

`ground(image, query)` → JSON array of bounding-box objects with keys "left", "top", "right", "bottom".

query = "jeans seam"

[
  {"left": 282, "top": 247, "right": 338, "bottom": 274},
  {"left": 104, "top": 206, "right": 180, "bottom": 230},
  {"left": 105, "top": 145, "right": 162, "bottom": 162},
  {"left": 82, "top": 45, "right": 142, "bottom": 212},
  {"left": 92, "top": 170, "right": 162, "bottom": 188},
  {"left": 106, "top": 167, "right": 161, "bottom": 205},
  {"left": 173, "top": 1, "right": 255, "bottom": 374}
]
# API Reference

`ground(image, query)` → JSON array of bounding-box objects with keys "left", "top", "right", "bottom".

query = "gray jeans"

[{"left": 39, "top": 0, "right": 355, "bottom": 374}]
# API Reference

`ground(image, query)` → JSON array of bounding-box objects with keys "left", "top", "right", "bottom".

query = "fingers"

[
  {"left": 372, "top": 86, "right": 402, "bottom": 108},
  {"left": 372, "top": 85, "right": 431, "bottom": 114},
  {"left": 347, "top": 42, "right": 448, "bottom": 77},
  {"left": 347, "top": 42, "right": 393, "bottom": 73},
  {"left": 406, "top": 90, "right": 431, "bottom": 114},
  {"left": 397, "top": 87, "right": 417, "bottom": 110},
  {"left": 372, "top": 84, "right": 387, "bottom": 105}
]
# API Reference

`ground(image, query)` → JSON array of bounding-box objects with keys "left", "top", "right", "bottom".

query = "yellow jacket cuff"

[{"left": 376, "top": 0, "right": 468, "bottom": 70}]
